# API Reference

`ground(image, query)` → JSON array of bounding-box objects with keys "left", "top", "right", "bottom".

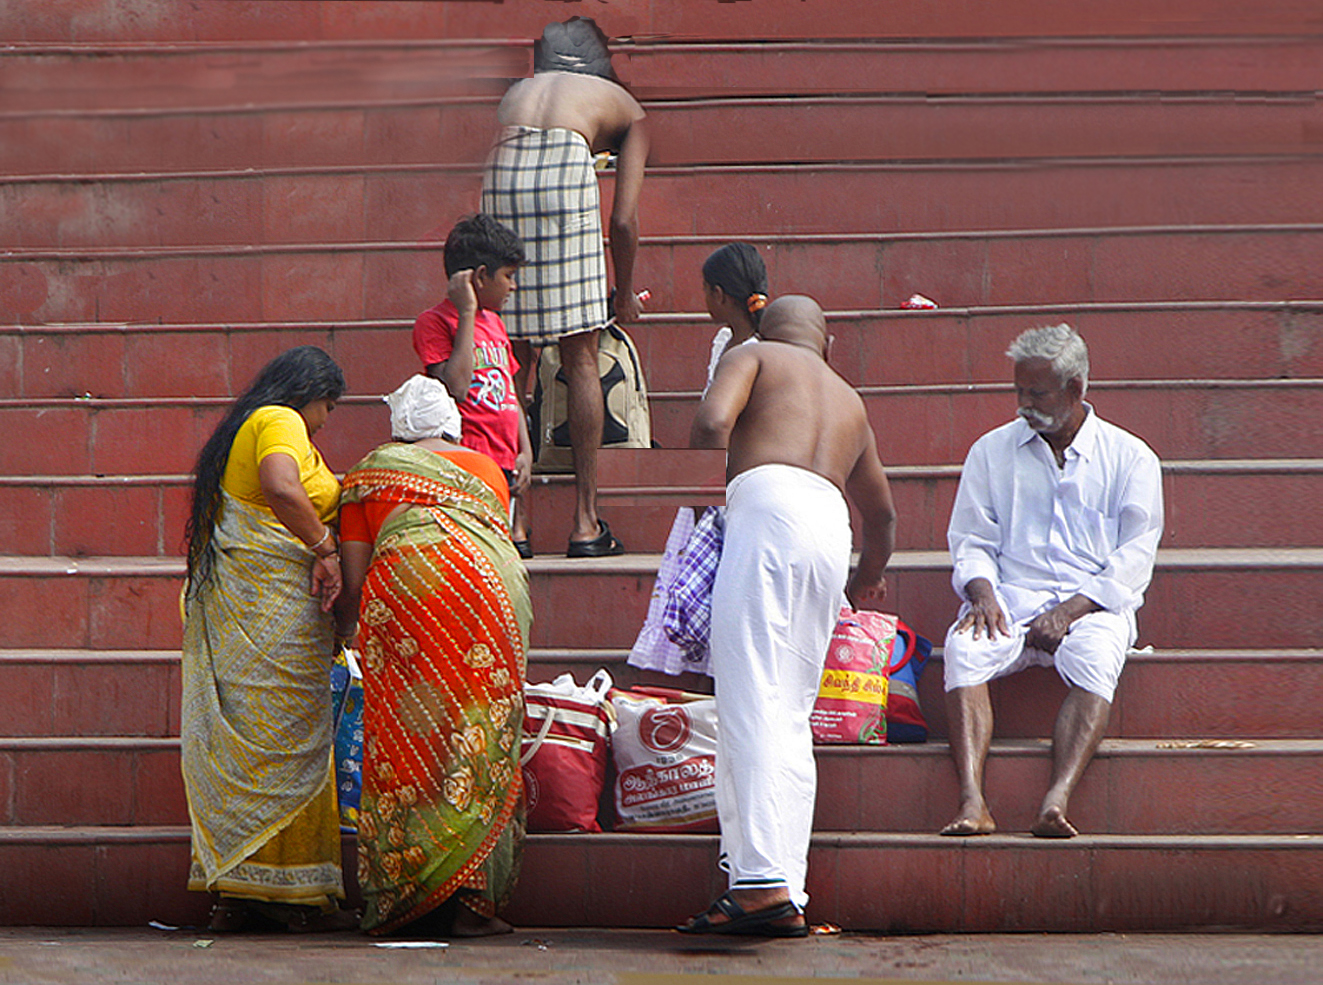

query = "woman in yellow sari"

[
  {"left": 182, "top": 345, "right": 358, "bottom": 933},
  {"left": 337, "top": 375, "right": 531, "bottom": 936}
]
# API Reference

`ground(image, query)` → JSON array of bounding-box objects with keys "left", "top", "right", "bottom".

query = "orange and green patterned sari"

[{"left": 340, "top": 444, "right": 530, "bottom": 934}]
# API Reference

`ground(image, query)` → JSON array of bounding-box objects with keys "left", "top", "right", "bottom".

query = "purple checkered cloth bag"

[{"left": 662, "top": 506, "right": 725, "bottom": 670}]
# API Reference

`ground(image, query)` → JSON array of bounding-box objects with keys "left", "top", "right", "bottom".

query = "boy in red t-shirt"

[{"left": 413, "top": 214, "right": 534, "bottom": 556}]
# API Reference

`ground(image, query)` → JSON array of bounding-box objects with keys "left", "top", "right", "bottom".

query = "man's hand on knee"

[{"left": 956, "top": 578, "right": 1009, "bottom": 640}]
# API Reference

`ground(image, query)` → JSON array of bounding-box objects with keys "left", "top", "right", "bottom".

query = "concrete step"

[
  {"left": 0, "top": 549, "right": 1318, "bottom": 651},
  {"left": 1, "top": 735, "right": 1316, "bottom": 836},
  {"left": 1, "top": 379, "right": 1318, "bottom": 476},
  {"left": 5, "top": 457, "right": 1316, "bottom": 556},
  {"left": 7, "top": 221, "right": 1323, "bottom": 330},
  {"left": 2, "top": 646, "right": 1316, "bottom": 742},
  {"left": 10, "top": 37, "right": 1323, "bottom": 112},
  {"left": 6, "top": 302, "right": 1321, "bottom": 400},
  {"left": 1, "top": 825, "right": 1319, "bottom": 931},
  {"left": 6, "top": 91, "right": 1323, "bottom": 183}
]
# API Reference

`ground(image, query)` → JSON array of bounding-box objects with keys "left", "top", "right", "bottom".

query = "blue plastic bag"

[{"left": 329, "top": 647, "right": 364, "bottom": 828}]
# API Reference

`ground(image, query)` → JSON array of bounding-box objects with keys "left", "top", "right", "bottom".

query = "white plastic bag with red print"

[{"left": 610, "top": 687, "right": 718, "bottom": 833}]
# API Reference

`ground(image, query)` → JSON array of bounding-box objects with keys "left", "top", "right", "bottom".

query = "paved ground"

[{"left": 1, "top": 928, "right": 1321, "bottom": 985}]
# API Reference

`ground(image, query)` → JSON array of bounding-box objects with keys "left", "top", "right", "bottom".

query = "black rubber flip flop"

[
  {"left": 566, "top": 520, "right": 624, "bottom": 558},
  {"left": 512, "top": 538, "right": 533, "bottom": 559},
  {"left": 675, "top": 891, "right": 808, "bottom": 938}
]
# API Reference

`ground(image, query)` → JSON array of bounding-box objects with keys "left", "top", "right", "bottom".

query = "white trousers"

[{"left": 710, "top": 464, "right": 851, "bottom": 910}]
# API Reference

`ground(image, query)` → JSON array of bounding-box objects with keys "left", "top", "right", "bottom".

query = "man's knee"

[{"left": 558, "top": 330, "right": 599, "bottom": 380}]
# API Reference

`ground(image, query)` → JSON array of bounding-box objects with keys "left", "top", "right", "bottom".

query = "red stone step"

[
  {"left": 10, "top": 37, "right": 1323, "bottom": 113},
  {"left": 1, "top": 380, "right": 1318, "bottom": 476},
  {"left": 8, "top": 153, "right": 1323, "bottom": 257},
  {"left": 6, "top": 302, "right": 1321, "bottom": 400},
  {"left": 653, "top": 379, "right": 1323, "bottom": 465},
  {"left": 1, "top": 825, "right": 1318, "bottom": 931},
  {"left": 2, "top": 456, "right": 1315, "bottom": 557},
  {"left": 6, "top": 0, "right": 1319, "bottom": 46},
  {"left": 2, "top": 646, "right": 1314, "bottom": 742},
  {"left": 0, "top": 549, "right": 1317, "bottom": 651},
  {"left": 7, "top": 91, "right": 1322, "bottom": 183},
  {"left": 533, "top": 648, "right": 1323, "bottom": 743},
  {"left": 0, "top": 650, "right": 179, "bottom": 738},
  {"left": 0, "top": 40, "right": 524, "bottom": 114},
  {"left": 7, "top": 220, "right": 1323, "bottom": 329},
  {"left": 2, "top": 735, "right": 1315, "bottom": 836}
]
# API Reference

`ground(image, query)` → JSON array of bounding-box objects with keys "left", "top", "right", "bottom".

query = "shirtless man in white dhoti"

[
  {"left": 678, "top": 295, "right": 897, "bottom": 937},
  {"left": 940, "top": 324, "right": 1163, "bottom": 839}
]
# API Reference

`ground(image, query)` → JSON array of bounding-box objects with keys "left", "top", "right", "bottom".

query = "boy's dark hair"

[
  {"left": 533, "top": 17, "right": 615, "bottom": 80},
  {"left": 443, "top": 214, "right": 526, "bottom": 277}
]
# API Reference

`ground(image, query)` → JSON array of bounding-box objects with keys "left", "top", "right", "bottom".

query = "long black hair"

[
  {"left": 702, "top": 242, "right": 770, "bottom": 327},
  {"left": 184, "top": 345, "right": 345, "bottom": 595}
]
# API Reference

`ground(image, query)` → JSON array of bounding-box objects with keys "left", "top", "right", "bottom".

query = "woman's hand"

[{"left": 311, "top": 553, "right": 342, "bottom": 611}]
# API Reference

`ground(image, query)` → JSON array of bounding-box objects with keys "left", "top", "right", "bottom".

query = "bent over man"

[
  {"left": 481, "top": 16, "right": 648, "bottom": 557},
  {"left": 941, "top": 323, "right": 1163, "bottom": 839},
  {"left": 679, "top": 296, "right": 896, "bottom": 937}
]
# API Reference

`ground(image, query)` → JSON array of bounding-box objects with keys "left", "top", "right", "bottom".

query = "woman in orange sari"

[{"left": 336, "top": 375, "right": 530, "bottom": 936}]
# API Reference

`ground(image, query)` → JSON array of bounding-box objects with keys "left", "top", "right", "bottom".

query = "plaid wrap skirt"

[{"left": 481, "top": 126, "right": 611, "bottom": 343}]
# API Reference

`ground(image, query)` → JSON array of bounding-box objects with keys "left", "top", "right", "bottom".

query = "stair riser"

[
  {"left": 3, "top": 654, "right": 1313, "bottom": 741},
  {"left": 7, "top": 305, "right": 1323, "bottom": 405},
  {"left": 7, "top": 467, "right": 1323, "bottom": 557},
  {"left": 510, "top": 837, "right": 1323, "bottom": 933},
  {"left": 13, "top": 39, "right": 1323, "bottom": 114},
  {"left": 0, "top": 660, "right": 179, "bottom": 738},
  {"left": 4, "top": 832, "right": 1315, "bottom": 931},
  {"left": 660, "top": 386, "right": 1323, "bottom": 465},
  {"left": 8, "top": 96, "right": 1323, "bottom": 195},
  {"left": 2, "top": 564, "right": 1309, "bottom": 651},
  {"left": 8, "top": 225, "right": 1323, "bottom": 330},
  {"left": 3, "top": 385, "right": 1316, "bottom": 476},
  {"left": 2, "top": 741, "right": 1315, "bottom": 835},
  {"left": 5, "top": 0, "right": 1317, "bottom": 47}
]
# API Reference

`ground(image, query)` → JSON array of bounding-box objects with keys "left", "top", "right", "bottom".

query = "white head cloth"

[{"left": 385, "top": 374, "right": 463, "bottom": 442}]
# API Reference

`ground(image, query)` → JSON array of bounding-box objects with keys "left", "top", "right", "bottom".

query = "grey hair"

[{"left": 1006, "top": 323, "right": 1089, "bottom": 393}]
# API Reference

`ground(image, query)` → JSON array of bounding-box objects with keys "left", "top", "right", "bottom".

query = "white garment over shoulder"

[
  {"left": 948, "top": 405, "right": 1164, "bottom": 624},
  {"left": 704, "top": 329, "right": 758, "bottom": 395}
]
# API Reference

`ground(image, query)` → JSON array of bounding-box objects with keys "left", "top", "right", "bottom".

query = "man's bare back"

[
  {"left": 497, "top": 72, "right": 643, "bottom": 154},
  {"left": 693, "top": 296, "right": 871, "bottom": 492},
  {"left": 692, "top": 295, "right": 896, "bottom": 608}
]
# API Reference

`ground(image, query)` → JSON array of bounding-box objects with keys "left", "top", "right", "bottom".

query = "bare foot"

[
  {"left": 450, "top": 905, "right": 513, "bottom": 938},
  {"left": 939, "top": 804, "right": 996, "bottom": 836},
  {"left": 1030, "top": 805, "right": 1079, "bottom": 838}
]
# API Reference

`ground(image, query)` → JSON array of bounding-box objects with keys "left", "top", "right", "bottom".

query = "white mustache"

[{"left": 1018, "top": 407, "right": 1055, "bottom": 428}]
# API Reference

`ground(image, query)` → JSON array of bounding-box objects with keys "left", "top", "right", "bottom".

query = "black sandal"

[
  {"left": 566, "top": 520, "right": 624, "bottom": 558},
  {"left": 676, "top": 891, "right": 808, "bottom": 938}
]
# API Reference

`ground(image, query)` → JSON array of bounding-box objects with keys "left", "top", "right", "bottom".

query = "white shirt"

[{"left": 948, "top": 405, "right": 1164, "bottom": 622}]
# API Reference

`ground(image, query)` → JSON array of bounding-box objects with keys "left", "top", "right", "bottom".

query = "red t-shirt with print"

[{"left": 412, "top": 298, "right": 521, "bottom": 471}]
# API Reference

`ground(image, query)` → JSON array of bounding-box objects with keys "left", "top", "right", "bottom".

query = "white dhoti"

[
  {"left": 710, "top": 464, "right": 852, "bottom": 910},
  {"left": 943, "top": 587, "right": 1135, "bottom": 702}
]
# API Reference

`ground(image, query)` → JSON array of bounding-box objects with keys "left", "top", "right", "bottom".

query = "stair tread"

[
  {"left": 0, "top": 825, "right": 1317, "bottom": 849},
  {"left": 3, "top": 547, "right": 1322, "bottom": 577}
]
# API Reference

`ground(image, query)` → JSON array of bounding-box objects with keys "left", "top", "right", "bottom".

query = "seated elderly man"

[{"left": 941, "top": 324, "right": 1163, "bottom": 838}]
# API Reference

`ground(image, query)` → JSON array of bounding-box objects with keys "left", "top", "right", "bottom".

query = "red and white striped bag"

[{"left": 521, "top": 670, "right": 615, "bottom": 832}]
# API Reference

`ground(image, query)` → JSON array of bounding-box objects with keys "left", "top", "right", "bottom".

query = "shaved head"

[{"left": 758, "top": 295, "right": 827, "bottom": 354}]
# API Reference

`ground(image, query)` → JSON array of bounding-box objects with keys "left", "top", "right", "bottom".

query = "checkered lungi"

[{"left": 481, "top": 126, "right": 611, "bottom": 343}]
